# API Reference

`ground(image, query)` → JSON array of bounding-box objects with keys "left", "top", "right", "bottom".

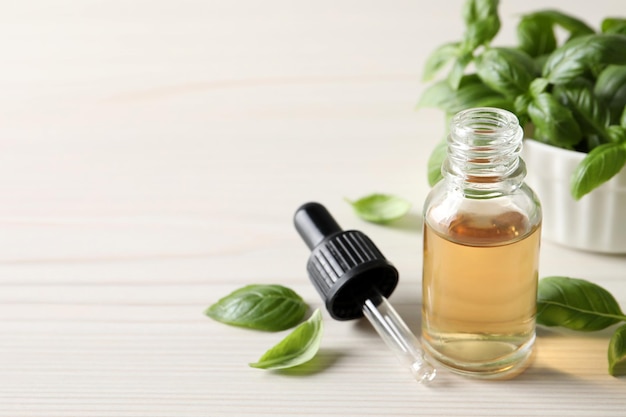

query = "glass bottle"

[{"left": 421, "top": 107, "right": 542, "bottom": 378}]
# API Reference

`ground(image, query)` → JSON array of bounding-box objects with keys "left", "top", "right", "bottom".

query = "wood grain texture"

[{"left": 1, "top": 0, "right": 625, "bottom": 415}]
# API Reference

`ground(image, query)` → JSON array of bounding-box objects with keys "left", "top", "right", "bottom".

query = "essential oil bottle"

[{"left": 422, "top": 107, "right": 542, "bottom": 378}]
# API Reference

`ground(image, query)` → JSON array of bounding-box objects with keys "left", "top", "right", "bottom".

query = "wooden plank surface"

[{"left": 1, "top": 1, "right": 625, "bottom": 415}]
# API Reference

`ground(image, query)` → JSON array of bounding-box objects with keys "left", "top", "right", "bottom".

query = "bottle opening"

[
  {"left": 451, "top": 107, "right": 522, "bottom": 146},
  {"left": 444, "top": 108, "right": 525, "bottom": 193}
]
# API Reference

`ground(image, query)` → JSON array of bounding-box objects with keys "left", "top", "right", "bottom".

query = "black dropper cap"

[{"left": 294, "top": 202, "right": 399, "bottom": 320}]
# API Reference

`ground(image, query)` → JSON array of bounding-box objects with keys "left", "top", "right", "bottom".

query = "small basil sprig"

[
  {"left": 250, "top": 309, "right": 323, "bottom": 370},
  {"left": 537, "top": 276, "right": 626, "bottom": 376},
  {"left": 422, "top": 0, "right": 500, "bottom": 89},
  {"left": 461, "top": 0, "right": 500, "bottom": 51},
  {"left": 206, "top": 284, "right": 308, "bottom": 331},
  {"left": 346, "top": 194, "right": 412, "bottom": 224}
]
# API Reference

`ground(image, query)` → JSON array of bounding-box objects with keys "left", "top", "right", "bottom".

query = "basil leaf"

[
  {"left": 418, "top": 76, "right": 512, "bottom": 115},
  {"left": 206, "top": 284, "right": 308, "bottom": 331},
  {"left": 543, "top": 34, "right": 626, "bottom": 85},
  {"left": 607, "top": 126, "right": 626, "bottom": 144},
  {"left": 553, "top": 80, "right": 611, "bottom": 142},
  {"left": 475, "top": 47, "right": 538, "bottom": 98},
  {"left": 423, "top": 42, "right": 462, "bottom": 82},
  {"left": 570, "top": 142, "right": 626, "bottom": 199},
  {"left": 514, "top": 93, "right": 532, "bottom": 120},
  {"left": 417, "top": 80, "right": 456, "bottom": 109},
  {"left": 527, "top": 93, "right": 582, "bottom": 148},
  {"left": 250, "top": 309, "right": 323, "bottom": 370},
  {"left": 449, "top": 77, "right": 513, "bottom": 113},
  {"left": 595, "top": 65, "right": 626, "bottom": 125},
  {"left": 517, "top": 14, "right": 557, "bottom": 57},
  {"left": 461, "top": 0, "right": 500, "bottom": 50},
  {"left": 529, "top": 10, "right": 594, "bottom": 39},
  {"left": 609, "top": 324, "right": 626, "bottom": 376},
  {"left": 537, "top": 276, "right": 626, "bottom": 331},
  {"left": 428, "top": 140, "right": 447, "bottom": 186},
  {"left": 529, "top": 78, "right": 549, "bottom": 97},
  {"left": 517, "top": 10, "right": 594, "bottom": 57},
  {"left": 447, "top": 51, "right": 474, "bottom": 90},
  {"left": 346, "top": 194, "right": 411, "bottom": 224},
  {"left": 602, "top": 18, "right": 626, "bottom": 35}
]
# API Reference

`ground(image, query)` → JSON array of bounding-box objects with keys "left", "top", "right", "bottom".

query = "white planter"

[{"left": 522, "top": 139, "right": 626, "bottom": 254}]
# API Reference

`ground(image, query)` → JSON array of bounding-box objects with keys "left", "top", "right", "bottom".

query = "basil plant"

[{"left": 418, "top": 0, "right": 626, "bottom": 199}]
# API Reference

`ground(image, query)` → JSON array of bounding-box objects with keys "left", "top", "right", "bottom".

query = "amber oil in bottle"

[{"left": 422, "top": 108, "right": 541, "bottom": 378}]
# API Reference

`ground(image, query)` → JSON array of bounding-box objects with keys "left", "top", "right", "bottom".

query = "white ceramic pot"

[{"left": 522, "top": 139, "right": 626, "bottom": 254}]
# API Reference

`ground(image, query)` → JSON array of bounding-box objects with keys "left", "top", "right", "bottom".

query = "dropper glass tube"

[
  {"left": 362, "top": 295, "right": 436, "bottom": 384},
  {"left": 294, "top": 202, "right": 437, "bottom": 385}
]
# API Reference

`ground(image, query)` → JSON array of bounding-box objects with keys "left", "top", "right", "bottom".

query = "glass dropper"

[
  {"left": 362, "top": 294, "right": 436, "bottom": 383},
  {"left": 293, "top": 202, "right": 436, "bottom": 384}
]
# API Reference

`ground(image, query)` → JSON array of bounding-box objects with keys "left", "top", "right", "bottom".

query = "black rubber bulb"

[{"left": 293, "top": 202, "right": 399, "bottom": 320}]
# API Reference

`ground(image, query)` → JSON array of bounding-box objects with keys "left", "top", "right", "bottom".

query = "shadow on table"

[{"left": 385, "top": 212, "right": 423, "bottom": 233}]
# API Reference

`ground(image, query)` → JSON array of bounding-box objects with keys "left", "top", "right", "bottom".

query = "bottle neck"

[{"left": 442, "top": 108, "right": 525, "bottom": 198}]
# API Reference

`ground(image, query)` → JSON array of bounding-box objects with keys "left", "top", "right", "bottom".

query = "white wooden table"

[{"left": 1, "top": 1, "right": 625, "bottom": 415}]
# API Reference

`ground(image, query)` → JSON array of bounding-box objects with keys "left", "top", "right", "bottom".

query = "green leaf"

[
  {"left": 527, "top": 93, "right": 582, "bottom": 148},
  {"left": 428, "top": 140, "right": 447, "bottom": 186},
  {"left": 514, "top": 93, "right": 532, "bottom": 119},
  {"left": 461, "top": 0, "right": 501, "bottom": 50},
  {"left": 529, "top": 78, "right": 549, "bottom": 97},
  {"left": 570, "top": 142, "right": 626, "bottom": 199},
  {"left": 553, "top": 81, "right": 611, "bottom": 142},
  {"left": 537, "top": 276, "right": 626, "bottom": 331},
  {"left": 451, "top": 77, "right": 514, "bottom": 113},
  {"left": 609, "top": 324, "right": 626, "bottom": 376},
  {"left": 581, "top": 134, "right": 604, "bottom": 153},
  {"left": 532, "top": 54, "right": 550, "bottom": 72},
  {"left": 250, "top": 309, "right": 324, "bottom": 370},
  {"left": 346, "top": 194, "right": 411, "bottom": 224},
  {"left": 517, "top": 14, "right": 557, "bottom": 57},
  {"left": 206, "top": 284, "right": 308, "bottom": 331},
  {"left": 529, "top": 10, "right": 594, "bottom": 39},
  {"left": 607, "top": 125, "right": 626, "bottom": 144},
  {"left": 447, "top": 51, "right": 474, "bottom": 90},
  {"left": 543, "top": 34, "right": 626, "bottom": 85},
  {"left": 418, "top": 76, "right": 512, "bottom": 115},
  {"left": 417, "top": 80, "right": 454, "bottom": 109},
  {"left": 475, "top": 47, "right": 538, "bottom": 98},
  {"left": 595, "top": 65, "right": 626, "bottom": 125},
  {"left": 602, "top": 18, "right": 626, "bottom": 35},
  {"left": 517, "top": 10, "right": 594, "bottom": 57},
  {"left": 422, "top": 42, "right": 462, "bottom": 82}
]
